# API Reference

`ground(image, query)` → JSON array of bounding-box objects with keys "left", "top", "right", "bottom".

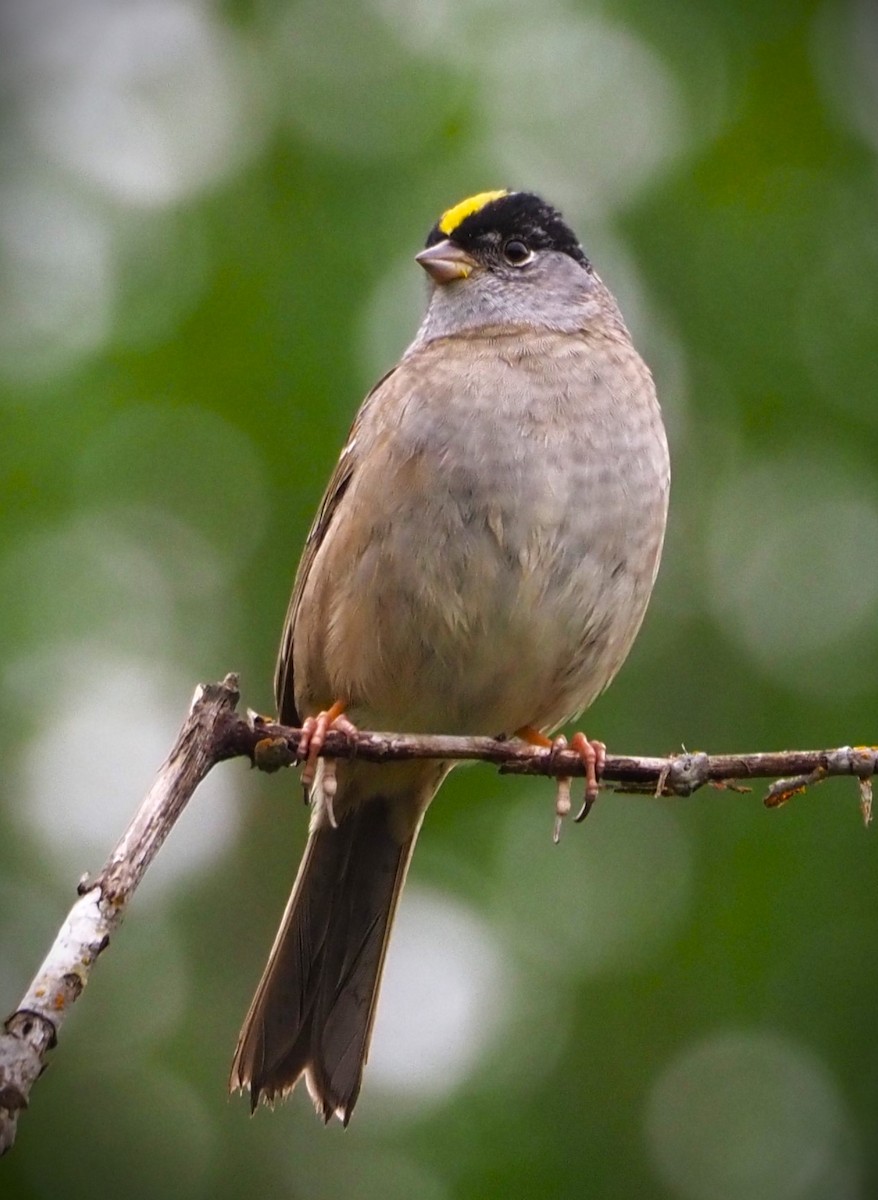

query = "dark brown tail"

[{"left": 230, "top": 795, "right": 421, "bottom": 1124}]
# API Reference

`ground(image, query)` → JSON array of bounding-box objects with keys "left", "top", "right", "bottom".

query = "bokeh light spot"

[
  {"left": 812, "top": 0, "right": 878, "bottom": 156},
  {"left": 0, "top": 506, "right": 229, "bottom": 661},
  {"left": 20, "top": 0, "right": 266, "bottom": 207},
  {"left": 368, "top": 884, "right": 514, "bottom": 1107},
  {"left": 480, "top": 13, "right": 688, "bottom": 217},
  {"left": 0, "top": 177, "right": 113, "bottom": 385},
  {"left": 707, "top": 453, "right": 878, "bottom": 699},
  {"left": 271, "top": 0, "right": 457, "bottom": 160},
  {"left": 11, "top": 647, "right": 239, "bottom": 896},
  {"left": 645, "top": 1030, "right": 861, "bottom": 1200}
]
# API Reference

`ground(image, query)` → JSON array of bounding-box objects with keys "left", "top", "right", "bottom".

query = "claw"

[
  {"left": 512, "top": 724, "right": 608, "bottom": 834},
  {"left": 571, "top": 731, "right": 606, "bottom": 821},
  {"left": 297, "top": 701, "right": 357, "bottom": 791}
]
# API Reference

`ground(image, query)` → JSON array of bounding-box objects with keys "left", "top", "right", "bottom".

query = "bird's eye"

[{"left": 503, "top": 239, "right": 533, "bottom": 266}]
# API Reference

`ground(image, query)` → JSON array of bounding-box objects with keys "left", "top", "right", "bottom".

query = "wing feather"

[{"left": 273, "top": 366, "right": 398, "bottom": 723}]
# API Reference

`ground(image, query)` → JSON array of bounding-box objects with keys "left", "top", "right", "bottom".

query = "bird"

[{"left": 229, "top": 189, "right": 670, "bottom": 1124}]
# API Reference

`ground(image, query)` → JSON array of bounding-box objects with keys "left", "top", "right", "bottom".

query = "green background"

[{"left": 2, "top": 0, "right": 877, "bottom": 1197}]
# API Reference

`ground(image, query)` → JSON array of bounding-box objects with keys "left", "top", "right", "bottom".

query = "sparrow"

[{"left": 230, "top": 189, "right": 670, "bottom": 1123}]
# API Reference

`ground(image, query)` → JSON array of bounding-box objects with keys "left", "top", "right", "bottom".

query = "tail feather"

[{"left": 230, "top": 794, "right": 421, "bottom": 1123}]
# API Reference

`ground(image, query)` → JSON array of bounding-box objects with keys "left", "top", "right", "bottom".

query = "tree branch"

[
  {"left": 1, "top": 672, "right": 874, "bottom": 1154},
  {"left": 0, "top": 674, "right": 241, "bottom": 1155},
  {"left": 215, "top": 717, "right": 877, "bottom": 811}
]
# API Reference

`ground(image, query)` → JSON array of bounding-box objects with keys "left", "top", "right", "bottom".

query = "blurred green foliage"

[{"left": 2, "top": 0, "right": 877, "bottom": 1197}]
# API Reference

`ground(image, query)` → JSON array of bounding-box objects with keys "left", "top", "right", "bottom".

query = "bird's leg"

[
  {"left": 549, "top": 734, "right": 572, "bottom": 843},
  {"left": 570, "top": 731, "right": 606, "bottom": 822},
  {"left": 515, "top": 725, "right": 607, "bottom": 837},
  {"left": 298, "top": 700, "right": 358, "bottom": 794},
  {"left": 515, "top": 725, "right": 572, "bottom": 842}
]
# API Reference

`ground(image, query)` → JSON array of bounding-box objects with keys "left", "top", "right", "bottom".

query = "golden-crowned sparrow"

[{"left": 230, "top": 190, "right": 670, "bottom": 1123}]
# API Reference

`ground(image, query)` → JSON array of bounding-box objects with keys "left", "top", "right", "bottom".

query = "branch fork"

[{"left": 1, "top": 674, "right": 874, "bottom": 1154}]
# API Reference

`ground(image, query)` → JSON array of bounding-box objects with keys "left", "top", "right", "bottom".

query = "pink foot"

[
  {"left": 298, "top": 703, "right": 358, "bottom": 790},
  {"left": 570, "top": 731, "right": 606, "bottom": 822}
]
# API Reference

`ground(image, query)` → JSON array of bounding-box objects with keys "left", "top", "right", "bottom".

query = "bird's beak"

[{"left": 415, "top": 240, "right": 478, "bottom": 285}]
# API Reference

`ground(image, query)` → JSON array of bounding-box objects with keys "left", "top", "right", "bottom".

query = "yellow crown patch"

[{"left": 438, "top": 190, "right": 508, "bottom": 236}]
